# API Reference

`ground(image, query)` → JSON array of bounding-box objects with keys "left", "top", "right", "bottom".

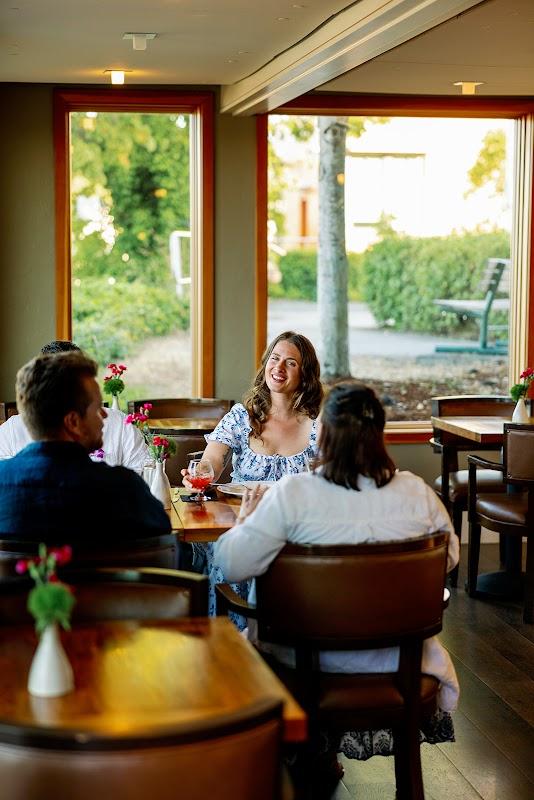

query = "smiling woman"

[{"left": 181, "top": 330, "right": 323, "bottom": 622}]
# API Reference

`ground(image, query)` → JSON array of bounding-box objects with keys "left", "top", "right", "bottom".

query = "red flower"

[
  {"left": 49, "top": 573, "right": 59, "bottom": 583},
  {"left": 520, "top": 367, "right": 534, "bottom": 380},
  {"left": 15, "top": 559, "right": 28, "bottom": 575},
  {"left": 52, "top": 545, "right": 73, "bottom": 566}
]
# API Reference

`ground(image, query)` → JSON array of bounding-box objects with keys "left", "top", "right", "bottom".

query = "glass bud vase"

[
  {"left": 512, "top": 398, "right": 529, "bottom": 423},
  {"left": 28, "top": 623, "right": 74, "bottom": 698},
  {"left": 111, "top": 394, "right": 120, "bottom": 411},
  {"left": 150, "top": 460, "right": 172, "bottom": 510}
]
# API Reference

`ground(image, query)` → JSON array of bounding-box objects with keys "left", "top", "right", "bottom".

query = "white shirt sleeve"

[
  {"left": 0, "top": 415, "right": 31, "bottom": 459},
  {"left": 214, "top": 481, "right": 291, "bottom": 582},
  {"left": 102, "top": 409, "right": 149, "bottom": 473},
  {"left": 424, "top": 483, "right": 459, "bottom": 571}
]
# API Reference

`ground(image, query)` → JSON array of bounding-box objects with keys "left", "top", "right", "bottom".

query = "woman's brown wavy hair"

[
  {"left": 243, "top": 331, "right": 322, "bottom": 439},
  {"left": 318, "top": 381, "right": 396, "bottom": 490}
]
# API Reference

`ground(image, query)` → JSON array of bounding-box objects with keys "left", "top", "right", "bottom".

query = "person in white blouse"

[
  {"left": 0, "top": 341, "right": 148, "bottom": 473},
  {"left": 215, "top": 380, "right": 460, "bottom": 766}
]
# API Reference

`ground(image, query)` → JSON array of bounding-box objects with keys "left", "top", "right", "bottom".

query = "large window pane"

[
  {"left": 70, "top": 111, "right": 192, "bottom": 404},
  {"left": 268, "top": 115, "right": 514, "bottom": 421}
]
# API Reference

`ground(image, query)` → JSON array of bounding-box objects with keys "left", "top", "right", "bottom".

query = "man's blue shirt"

[{"left": 0, "top": 441, "right": 171, "bottom": 542}]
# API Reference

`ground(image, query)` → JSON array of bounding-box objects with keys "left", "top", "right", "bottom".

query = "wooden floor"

[{"left": 332, "top": 543, "right": 534, "bottom": 800}]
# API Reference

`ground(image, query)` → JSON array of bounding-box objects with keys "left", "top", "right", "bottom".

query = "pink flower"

[
  {"left": 143, "top": 403, "right": 153, "bottom": 410},
  {"left": 520, "top": 367, "right": 534, "bottom": 380},
  {"left": 52, "top": 545, "right": 73, "bottom": 566},
  {"left": 15, "top": 559, "right": 28, "bottom": 575},
  {"left": 119, "top": 364, "right": 127, "bottom": 372}
]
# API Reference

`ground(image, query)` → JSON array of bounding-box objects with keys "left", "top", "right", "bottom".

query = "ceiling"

[
  {"left": 1, "top": 0, "right": 532, "bottom": 102},
  {"left": 320, "top": 0, "right": 534, "bottom": 95}
]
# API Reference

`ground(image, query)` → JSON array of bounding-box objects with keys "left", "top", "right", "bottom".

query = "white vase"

[
  {"left": 142, "top": 459, "right": 156, "bottom": 488},
  {"left": 150, "top": 460, "right": 172, "bottom": 510},
  {"left": 512, "top": 398, "right": 530, "bottom": 423},
  {"left": 28, "top": 623, "right": 74, "bottom": 698},
  {"left": 111, "top": 394, "right": 120, "bottom": 411}
]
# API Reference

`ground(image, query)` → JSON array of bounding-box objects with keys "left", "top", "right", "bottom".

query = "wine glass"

[{"left": 188, "top": 458, "right": 214, "bottom": 502}]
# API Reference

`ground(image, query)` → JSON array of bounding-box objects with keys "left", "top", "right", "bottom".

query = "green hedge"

[
  {"left": 269, "top": 249, "right": 364, "bottom": 301},
  {"left": 362, "top": 230, "right": 510, "bottom": 333},
  {"left": 72, "top": 278, "right": 189, "bottom": 366}
]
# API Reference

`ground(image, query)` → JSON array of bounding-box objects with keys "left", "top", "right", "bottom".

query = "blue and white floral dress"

[{"left": 193, "top": 403, "right": 318, "bottom": 624}]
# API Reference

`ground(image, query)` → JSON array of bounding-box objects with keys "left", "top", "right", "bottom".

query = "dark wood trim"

[
  {"left": 278, "top": 93, "right": 534, "bottom": 118},
  {"left": 529, "top": 130, "right": 534, "bottom": 370},
  {"left": 255, "top": 114, "right": 268, "bottom": 365},
  {"left": 385, "top": 430, "right": 432, "bottom": 445},
  {"left": 53, "top": 88, "right": 215, "bottom": 394}
]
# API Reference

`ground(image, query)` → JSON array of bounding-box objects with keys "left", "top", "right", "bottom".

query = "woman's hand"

[
  {"left": 237, "top": 484, "right": 269, "bottom": 524},
  {"left": 180, "top": 468, "right": 194, "bottom": 490}
]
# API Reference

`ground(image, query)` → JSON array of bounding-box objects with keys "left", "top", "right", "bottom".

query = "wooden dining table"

[
  {"left": 171, "top": 488, "right": 240, "bottom": 542},
  {"left": 430, "top": 413, "right": 526, "bottom": 599},
  {"left": 0, "top": 617, "right": 306, "bottom": 744}
]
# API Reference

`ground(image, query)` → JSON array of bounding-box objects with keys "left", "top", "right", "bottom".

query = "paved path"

[{"left": 268, "top": 299, "right": 482, "bottom": 358}]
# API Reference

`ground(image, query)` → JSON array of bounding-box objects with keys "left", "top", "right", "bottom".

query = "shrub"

[
  {"left": 362, "top": 230, "right": 510, "bottom": 334},
  {"left": 72, "top": 278, "right": 189, "bottom": 366},
  {"left": 270, "top": 249, "right": 363, "bottom": 301}
]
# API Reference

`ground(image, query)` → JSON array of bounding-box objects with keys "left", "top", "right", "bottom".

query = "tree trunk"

[{"left": 318, "top": 116, "right": 350, "bottom": 381}]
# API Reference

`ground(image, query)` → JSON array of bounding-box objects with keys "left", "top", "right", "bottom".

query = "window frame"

[
  {"left": 54, "top": 88, "right": 215, "bottom": 395},
  {"left": 257, "top": 94, "right": 534, "bottom": 442}
]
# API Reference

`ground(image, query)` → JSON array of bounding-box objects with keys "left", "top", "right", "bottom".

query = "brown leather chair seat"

[
  {"left": 434, "top": 469, "right": 504, "bottom": 504},
  {"left": 476, "top": 492, "right": 527, "bottom": 525}
]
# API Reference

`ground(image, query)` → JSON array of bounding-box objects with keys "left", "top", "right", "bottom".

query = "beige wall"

[
  {"left": 0, "top": 85, "right": 56, "bottom": 395},
  {"left": 0, "top": 84, "right": 438, "bottom": 482}
]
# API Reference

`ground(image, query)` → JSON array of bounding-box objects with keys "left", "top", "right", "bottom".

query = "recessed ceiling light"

[
  {"left": 237, "top": 50, "right": 249, "bottom": 55},
  {"left": 276, "top": 17, "right": 289, "bottom": 22},
  {"left": 453, "top": 81, "right": 484, "bottom": 95},
  {"left": 292, "top": 3, "right": 307, "bottom": 7},
  {"left": 104, "top": 69, "right": 132, "bottom": 85},
  {"left": 226, "top": 58, "right": 238, "bottom": 63}
]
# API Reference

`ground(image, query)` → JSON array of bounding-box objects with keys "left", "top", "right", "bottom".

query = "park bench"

[{"left": 434, "top": 257, "right": 510, "bottom": 355}]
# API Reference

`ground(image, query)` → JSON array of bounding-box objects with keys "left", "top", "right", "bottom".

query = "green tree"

[
  {"left": 71, "top": 112, "right": 190, "bottom": 285},
  {"left": 466, "top": 129, "right": 506, "bottom": 197}
]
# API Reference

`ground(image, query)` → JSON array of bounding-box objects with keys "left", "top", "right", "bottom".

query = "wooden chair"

[
  {"left": 128, "top": 397, "right": 233, "bottom": 420},
  {"left": 0, "top": 566, "right": 209, "bottom": 623},
  {"left": 217, "top": 533, "right": 449, "bottom": 800},
  {"left": 434, "top": 257, "right": 510, "bottom": 354},
  {"left": 0, "top": 533, "right": 179, "bottom": 579},
  {"left": 0, "top": 697, "right": 286, "bottom": 800},
  {"left": 467, "top": 423, "right": 534, "bottom": 623},
  {"left": 430, "top": 395, "right": 515, "bottom": 586}
]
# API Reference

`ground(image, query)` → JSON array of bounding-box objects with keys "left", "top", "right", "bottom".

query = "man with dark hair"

[
  {"left": 0, "top": 352, "right": 171, "bottom": 543},
  {"left": 0, "top": 341, "right": 147, "bottom": 470}
]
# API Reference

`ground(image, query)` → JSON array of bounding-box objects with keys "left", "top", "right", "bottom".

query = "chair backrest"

[
  {"left": 480, "top": 257, "right": 510, "bottom": 298},
  {"left": 0, "top": 567, "right": 208, "bottom": 623},
  {"left": 0, "top": 534, "right": 179, "bottom": 579},
  {"left": 431, "top": 394, "right": 515, "bottom": 419},
  {"left": 0, "top": 402, "right": 17, "bottom": 424},
  {"left": 0, "top": 698, "right": 284, "bottom": 800},
  {"left": 163, "top": 433, "right": 209, "bottom": 485},
  {"left": 503, "top": 423, "right": 534, "bottom": 484},
  {"left": 255, "top": 533, "right": 448, "bottom": 651},
  {"left": 129, "top": 398, "right": 233, "bottom": 421}
]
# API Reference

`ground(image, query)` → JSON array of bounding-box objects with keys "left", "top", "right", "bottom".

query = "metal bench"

[{"left": 434, "top": 257, "right": 510, "bottom": 354}]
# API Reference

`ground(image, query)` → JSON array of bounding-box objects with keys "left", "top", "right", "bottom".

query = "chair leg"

[
  {"left": 393, "top": 727, "right": 425, "bottom": 800},
  {"left": 499, "top": 533, "right": 507, "bottom": 567},
  {"left": 467, "top": 518, "right": 481, "bottom": 597},
  {"left": 524, "top": 539, "right": 534, "bottom": 624},
  {"left": 449, "top": 505, "right": 463, "bottom": 588}
]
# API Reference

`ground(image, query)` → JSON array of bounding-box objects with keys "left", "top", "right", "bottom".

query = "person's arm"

[
  {"left": 425, "top": 484, "right": 459, "bottom": 572},
  {"left": 181, "top": 440, "right": 229, "bottom": 488},
  {"left": 214, "top": 481, "right": 290, "bottom": 582}
]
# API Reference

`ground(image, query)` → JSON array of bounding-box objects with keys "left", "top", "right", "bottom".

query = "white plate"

[{"left": 216, "top": 481, "right": 272, "bottom": 498}]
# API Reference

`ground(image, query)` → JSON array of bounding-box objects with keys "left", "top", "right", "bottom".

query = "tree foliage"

[
  {"left": 71, "top": 112, "right": 190, "bottom": 284},
  {"left": 466, "top": 129, "right": 506, "bottom": 197}
]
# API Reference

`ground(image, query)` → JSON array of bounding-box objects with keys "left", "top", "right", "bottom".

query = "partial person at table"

[
  {"left": 215, "top": 381, "right": 459, "bottom": 770},
  {"left": 181, "top": 330, "right": 323, "bottom": 621},
  {"left": 0, "top": 341, "right": 148, "bottom": 473},
  {"left": 0, "top": 351, "right": 171, "bottom": 544}
]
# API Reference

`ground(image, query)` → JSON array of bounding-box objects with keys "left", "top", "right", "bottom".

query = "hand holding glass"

[{"left": 188, "top": 458, "right": 214, "bottom": 502}]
